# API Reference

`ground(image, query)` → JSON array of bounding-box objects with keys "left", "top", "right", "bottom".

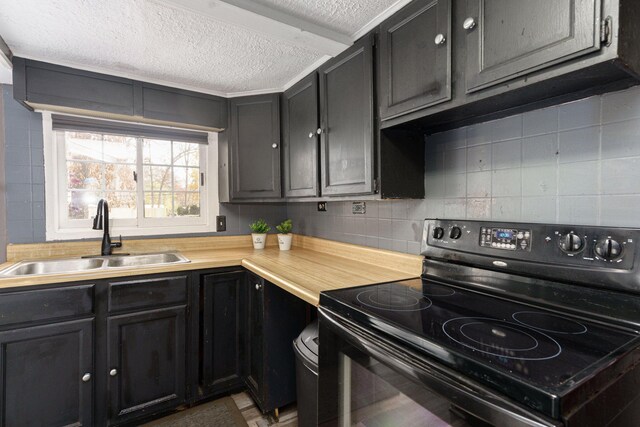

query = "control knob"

[
  {"left": 558, "top": 233, "right": 584, "bottom": 254},
  {"left": 449, "top": 227, "right": 462, "bottom": 240},
  {"left": 433, "top": 227, "right": 445, "bottom": 239},
  {"left": 594, "top": 238, "right": 623, "bottom": 261}
]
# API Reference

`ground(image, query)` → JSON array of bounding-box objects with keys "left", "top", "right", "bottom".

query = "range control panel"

[
  {"left": 422, "top": 219, "right": 640, "bottom": 294},
  {"left": 479, "top": 227, "right": 531, "bottom": 251}
]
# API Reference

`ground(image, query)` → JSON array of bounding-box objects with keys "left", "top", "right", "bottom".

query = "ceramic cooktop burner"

[
  {"left": 356, "top": 286, "right": 432, "bottom": 312},
  {"left": 416, "top": 283, "right": 456, "bottom": 297},
  {"left": 442, "top": 317, "right": 562, "bottom": 360},
  {"left": 512, "top": 311, "right": 588, "bottom": 334}
]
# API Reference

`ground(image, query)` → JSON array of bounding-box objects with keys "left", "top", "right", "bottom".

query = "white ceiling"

[{"left": 0, "top": 0, "right": 410, "bottom": 97}]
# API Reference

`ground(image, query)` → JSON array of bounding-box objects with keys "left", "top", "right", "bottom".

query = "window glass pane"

[
  {"left": 143, "top": 139, "right": 172, "bottom": 165},
  {"left": 175, "top": 192, "right": 200, "bottom": 217},
  {"left": 105, "top": 164, "right": 136, "bottom": 191},
  {"left": 67, "top": 162, "right": 102, "bottom": 190},
  {"left": 65, "top": 132, "right": 102, "bottom": 162},
  {"left": 143, "top": 165, "right": 172, "bottom": 192},
  {"left": 144, "top": 192, "right": 172, "bottom": 218},
  {"left": 173, "top": 167, "right": 200, "bottom": 192},
  {"left": 103, "top": 135, "right": 137, "bottom": 164},
  {"left": 68, "top": 190, "right": 100, "bottom": 220},
  {"left": 105, "top": 191, "right": 137, "bottom": 219},
  {"left": 173, "top": 142, "right": 200, "bottom": 167}
]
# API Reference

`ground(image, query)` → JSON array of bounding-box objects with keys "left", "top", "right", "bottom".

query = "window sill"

[{"left": 46, "top": 224, "right": 217, "bottom": 241}]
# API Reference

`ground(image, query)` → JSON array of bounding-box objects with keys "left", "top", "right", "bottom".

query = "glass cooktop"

[{"left": 321, "top": 278, "right": 640, "bottom": 409}]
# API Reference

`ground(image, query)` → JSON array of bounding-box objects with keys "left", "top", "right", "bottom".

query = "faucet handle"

[{"left": 112, "top": 235, "right": 123, "bottom": 249}]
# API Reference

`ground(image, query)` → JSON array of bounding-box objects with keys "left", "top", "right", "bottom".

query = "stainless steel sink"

[
  {"left": 0, "top": 252, "right": 190, "bottom": 277},
  {"left": 106, "top": 252, "right": 190, "bottom": 268},
  {"left": 0, "top": 258, "right": 105, "bottom": 276}
]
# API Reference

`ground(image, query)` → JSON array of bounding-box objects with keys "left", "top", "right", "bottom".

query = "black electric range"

[{"left": 318, "top": 220, "right": 640, "bottom": 427}]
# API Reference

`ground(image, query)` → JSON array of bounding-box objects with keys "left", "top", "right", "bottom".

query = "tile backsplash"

[{"left": 288, "top": 85, "right": 640, "bottom": 254}]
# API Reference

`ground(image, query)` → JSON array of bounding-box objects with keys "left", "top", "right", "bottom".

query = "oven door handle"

[{"left": 319, "top": 307, "right": 563, "bottom": 427}]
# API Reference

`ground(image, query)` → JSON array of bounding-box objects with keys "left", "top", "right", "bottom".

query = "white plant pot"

[
  {"left": 251, "top": 233, "right": 267, "bottom": 249},
  {"left": 278, "top": 234, "right": 292, "bottom": 251}
]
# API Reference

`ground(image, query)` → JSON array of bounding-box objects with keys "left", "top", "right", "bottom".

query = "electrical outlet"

[
  {"left": 317, "top": 202, "right": 327, "bottom": 212},
  {"left": 216, "top": 215, "right": 226, "bottom": 232}
]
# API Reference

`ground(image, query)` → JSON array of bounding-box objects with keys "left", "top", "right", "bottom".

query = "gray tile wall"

[
  {"left": 2, "top": 85, "right": 46, "bottom": 244},
  {"left": 287, "top": 85, "right": 640, "bottom": 255}
]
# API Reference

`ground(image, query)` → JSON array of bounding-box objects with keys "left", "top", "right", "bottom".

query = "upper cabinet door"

[
  {"left": 319, "top": 35, "right": 375, "bottom": 197},
  {"left": 465, "top": 0, "right": 601, "bottom": 93},
  {"left": 379, "top": 0, "right": 452, "bottom": 120},
  {"left": 229, "top": 94, "right": 282, "bottom": 200},
  {"left": 283, "top": 73, "right": 319, "bottom": 198}
]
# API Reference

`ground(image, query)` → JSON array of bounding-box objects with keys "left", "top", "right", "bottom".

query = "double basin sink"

[{"left": 0, "top": 252, "right": 190, "bottom": 277}]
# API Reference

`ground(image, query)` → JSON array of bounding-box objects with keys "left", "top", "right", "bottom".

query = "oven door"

[{"left": 318, "top": 307, "right": 562, "bottom": 427}]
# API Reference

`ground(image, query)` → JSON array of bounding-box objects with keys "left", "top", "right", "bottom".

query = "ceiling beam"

[{"left": 153, "top": 0, "right": 350, "bottom": 57}]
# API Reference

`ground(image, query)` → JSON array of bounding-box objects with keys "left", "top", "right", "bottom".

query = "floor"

[{"left": 231, "top": 392, "right": 298, "bottom": 427}]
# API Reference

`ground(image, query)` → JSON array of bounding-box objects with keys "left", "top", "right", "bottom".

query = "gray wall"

[
  {"left": 4, "top": 82, "right": 640, "bottom": 256},
  {"left": 287, "top": 85, "right": 640, "bottom": 254},
  {"left": 0, "top": 86, "right": 6, "bottom": 261},
  {"left": 2, "top": 85, "right": 45, "bottom": 244}
]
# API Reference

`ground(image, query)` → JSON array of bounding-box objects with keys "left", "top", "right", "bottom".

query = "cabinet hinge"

[{"left": 601, "top": 16, "right": 613, "bottom": 47}]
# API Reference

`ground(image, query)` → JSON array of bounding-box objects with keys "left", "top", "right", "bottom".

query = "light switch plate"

[{"left": 216, "top": 215, "right": 226, "bottom": 231}]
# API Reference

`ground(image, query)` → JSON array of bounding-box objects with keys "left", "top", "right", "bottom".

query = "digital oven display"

[{"left": 496, "top": 230, "right": 513, "bottom": 239}]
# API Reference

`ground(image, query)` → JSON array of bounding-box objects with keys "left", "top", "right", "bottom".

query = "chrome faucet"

[{"left": 92, "top": 199, "right": 122, "bottom": 256}]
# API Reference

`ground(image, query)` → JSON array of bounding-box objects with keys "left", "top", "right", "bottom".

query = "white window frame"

[{"left": 42, "top": 112, "right": 219, "bottom": 241}]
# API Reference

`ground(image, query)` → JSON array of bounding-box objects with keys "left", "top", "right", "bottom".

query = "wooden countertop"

[{"left": 0, "top": 235, "right": 422, "bottom": 306}]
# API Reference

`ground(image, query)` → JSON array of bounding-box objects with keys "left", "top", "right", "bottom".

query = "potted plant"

[
  {"left": 276, "top": 219, "right": 293, "bottom": 251},
  {"left": 249, "top": 219, "right": 270, "bottom": 249}
]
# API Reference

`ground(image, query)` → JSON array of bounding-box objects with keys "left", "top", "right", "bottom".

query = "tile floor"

[{"left": 231, "top": 392, "right": 298, "bottom": 427}]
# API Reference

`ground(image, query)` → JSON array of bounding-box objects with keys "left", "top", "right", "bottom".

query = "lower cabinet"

[
  {"left": 199, "top": 270, "right": 247, "bottom": 398},
  {"left": 0, "top": 318, "right": 94, "bottom": 427},
  {"left": 245, "top": 273, "right": 308, "bottom": 413},
  {"left": 107, "top": 306, "right": 187, "bottom": 425}
]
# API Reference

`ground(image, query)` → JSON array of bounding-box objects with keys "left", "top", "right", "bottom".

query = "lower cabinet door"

[
  {"left": 200, "top": 271, "right": 246, "bottom": 397},
  {"left": 107, "top": 306, "right": 186, "bottom": 425},
  {"left": 0, "top": 319, "right": 94, "bottom": 427},
  {"left": 244, "top": 273, "right": 265, "bottom": 404}
]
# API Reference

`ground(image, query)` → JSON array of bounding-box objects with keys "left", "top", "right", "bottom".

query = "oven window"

[{"left": 338, "top": 353, "right": 480, "bottom": 427}]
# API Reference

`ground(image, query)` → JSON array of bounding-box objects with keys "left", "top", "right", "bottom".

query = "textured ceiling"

[
  {"left": 0, "top": 0, "right": 408, "bottom": 96},
  {"left": 252, "top": 0, "right": 400, "bottom": 36}
]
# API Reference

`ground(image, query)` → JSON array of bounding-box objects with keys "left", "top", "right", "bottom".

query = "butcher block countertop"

[{"left": 0, "top": 234, "right": 422, "bottom": 306}]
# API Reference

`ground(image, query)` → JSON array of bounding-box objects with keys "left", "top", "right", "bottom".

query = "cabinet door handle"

[
  {"left": 316, "top": 128, "right": 323, "bottom": 135},
  {"left": 463, "top": 17, "right": 476, "bottom": 30},
  {"left": 272, "top": 143, "right": 278, "bottom": 149},
  {"left": 255, "top": 283, "right": 262, "bottom": 290},
  {"left": 110, "top": 369, "right": 118, "bottom": 377},
  {"left": 82, "top": 373, "right": 91, "bottom": 382},
  {"left": 434, "top": 34, "right": 446, "bottom": 46},
  {"left": 309, "top": 132, "right": 314, "bottom": 139}
]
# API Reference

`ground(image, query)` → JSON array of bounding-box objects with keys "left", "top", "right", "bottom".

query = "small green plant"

[
  {"left": 249, "top": 219, "right": 270, "bottom": 234},
  {"left": 276, "top": 219, "right": 293, "bottom": 234}
]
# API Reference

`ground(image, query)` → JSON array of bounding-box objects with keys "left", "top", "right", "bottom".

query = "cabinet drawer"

[
  {"left": 0, "top": 285, "right": 94, "bottom": 327},
  {"left": 108, "top": 275, "right": 188, "bottom": 313}
]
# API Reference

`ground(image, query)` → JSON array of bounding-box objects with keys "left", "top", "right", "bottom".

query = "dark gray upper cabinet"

[
  {"left": 13, "top": 57, "right": 136, "bottom": 116},
  {"left": 465, "top": 0, "right": 601, "bottom": 93},
  {"left": 227, "top": 94, "right": 282, "bottom": 200},
  {"left": 0, "top": 319, "right": 94, "bottom": 427},
  {"left": 141, "top": 84, "right": 227, "bottom": 129},
  {"left": 319, "top": 34, "right": 375, "bottom": 196},
  {"left": 379, "top": 0, "right": 452, "bottom": 120},
  {"left": 283, "top": 73, "right": 320, "bottom": 198},
  {"left": 12, "top": 58, "right": 228, "bottom": 130}
]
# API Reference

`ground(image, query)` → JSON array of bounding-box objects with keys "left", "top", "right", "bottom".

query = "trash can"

[{"left": 293, "top": 320, "right": 319, "bottom": 427}]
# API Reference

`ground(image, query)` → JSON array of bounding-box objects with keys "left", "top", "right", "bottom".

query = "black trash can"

[{"left": 293, "top": 320, "right": 319, "bottom": 427}]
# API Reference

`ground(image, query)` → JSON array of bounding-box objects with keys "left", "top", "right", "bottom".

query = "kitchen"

[{"left": 0, "top": 0, "right": 639, "bottom": 426}]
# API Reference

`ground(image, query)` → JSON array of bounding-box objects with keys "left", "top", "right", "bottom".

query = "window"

[{"left": 44, "top": 113, "right": 218, "bottom": 240}]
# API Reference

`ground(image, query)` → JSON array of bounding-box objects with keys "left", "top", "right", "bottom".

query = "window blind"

[{"left": 51, "top": 114, "right": 209, "bottom": 144}]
